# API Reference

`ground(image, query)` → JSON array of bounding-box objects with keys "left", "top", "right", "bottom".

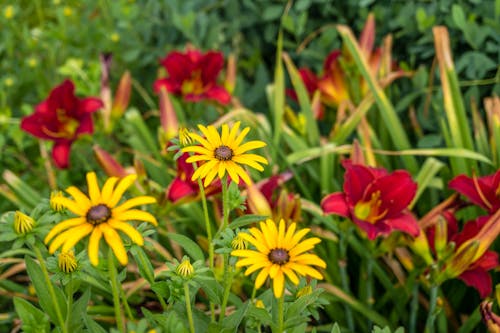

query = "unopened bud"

[
  {"left": 296, "top": 285, "right": 313, "bottom": 298},
  {"left": 58, "top": 251, "right": 78, "bottom": 273},
  {"left": 111, "top": 71, "right": 132, "bottom": 119},
  {"left": 231, "top": 233, "right": 248, "bottom": 250},
  {"left": 410, "top": 231, "right": 434, "bottom": 265},
  {"left": 93, "top": 145, "right": 127, "bottom": 178},
  {"left": 481, "top": 301, "right": 500, "bottom": 333},
  {"left": 444, "top": 240, "right": 479, "bottom": 279},
  {"left": 50, "top": 191, "right": 66, "bottom": 212},
  {"left": 14, "top": 211, "right": 34, "bottom": 235},
  {"left": 176, "top": 258, "right": 194, "bottom": 278},
  {"left": 434, "top": 216, "right": 448, "bottom": 260},
  {"left": 159, "top": 87, "right": 179, "bottom": 143}
]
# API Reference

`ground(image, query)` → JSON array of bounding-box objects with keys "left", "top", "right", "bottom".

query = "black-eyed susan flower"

[
  {"left": 231, "top": 218, "right": 326, "bottom": 298},
  {"left": 45, "top": 172, "right": 157, "bottom": 266},
  {"left": 182, "top": 122, "right": 268, "bottom": 187}
]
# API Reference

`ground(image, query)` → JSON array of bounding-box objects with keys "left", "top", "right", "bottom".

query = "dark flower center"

[
  {"left": 268, "top": 248, "right": 289, "bottom": 265},
  {"left": 214, "top": 145, "right": 233, "bottom": 161},
  {"left": 86, "top": 204, "right": 112, "bottom": 225}
]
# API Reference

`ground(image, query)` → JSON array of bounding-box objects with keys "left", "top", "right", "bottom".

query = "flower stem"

[
  {"left": 108, "top": 249, "right": 125, "bottom": 333},
  {"left": 425, "top": 285, "right": 439, "bottom": 333},
  {"left": 277, "top": 293, "right": 285, "bottom": 333},
  {"left": 33, "top": 246, "right": 67, "bottom": 333},
  {"left": 218, "top": 254, "right": 233, "bottom": 323},
  {"left": 184, "top": 283, "right": 195, "bottom": 333},
  {"left": 221, "top": 175, "right": 229, "bottom": 230},
  {"left": 64, "top": 277, "right": 74, "bottom": 332}
]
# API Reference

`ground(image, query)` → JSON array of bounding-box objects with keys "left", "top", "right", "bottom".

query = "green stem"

[
  {"left": 33, "top": 246, "right": 67, "bottom": 333},
  {"left": 65, "top": 277, "right": 74, "bottom": 332},
  {"left": 277, "top": 293, "right": 285, "bottom": 333},
  {"left": 409, "top": 282, "right": 419, "bottom": 333},
  {"left": 339, "top": 233, "right": 355, "bottom": 331},
  {"left": 184, "top": 283, "right": 195, "bottom": 333},
  {"left": 218, "top": 254, "right": 233, "bottom": 323},
  {"left": 120, "top": 283, "right": 135, "bottom": 320},
  {"left": 108, "top": 249, "right": 125, "bottom": 333},
  {"left": 425, "top": 285, "right": 439, "bottom": 333},
  {"left": 221, "top": 175, "right": 229, "bottom": 230}
]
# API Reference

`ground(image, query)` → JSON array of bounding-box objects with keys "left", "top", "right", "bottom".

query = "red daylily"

[
  {"left": 450, "top": 216, "right": 499, "bottom": 298},
  {"left": 20, "top": 79, "right": 103, "bottom": 168},
  {"left": 449, "top": 170, "right": 500, "bottom": 214},
  {"left": 166, "top": 152, "right": 220, "bottom": 203},
  {"left": 321, "top": 160, "right": 419, "bottom": 240},
  {"left": 153, "top": 48, "right": 231, "bottom": 105}
]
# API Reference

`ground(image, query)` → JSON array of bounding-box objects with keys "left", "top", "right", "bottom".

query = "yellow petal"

[
  {"left": 273, "top": 270, "right": 285, "bottom": 298},
  {"left": 225, "top": 161, "right": 240, "bottom": 184},
  {"left": 244, "top": 261, "right": 271, "bottom": 275},
  {"left": 282, "top": 266, "right": 300, "bottom": 285},
  {"left": 48, "top": 232, "right": 71, "bottom": 254},
  {"left": 277, "top": 219, "right": 286, "bottom": 248},
  {"left": 185, "top": 132, "right": 213, "bottom": 150},
  {"left": 233, "top": 140, "right": 266, "bottom": 155},
  {"left": 101, "top": 177, "right": 119, "bottom": 203},
  {"left": 217, "top": 162, "right": 226, "bottom": 179},
  {"left": 206, "top": 125, "right": 222, "bottom": 147},
  {"left": 86, "top": 172, "right": 101, "bottom": 204},
  {"left": 283, "top": 223, "right": 297, "bottom": 247},
  {"left": 88, "top": 225, "right": 103, "bottom": 266},
  {"left": 61, "top": 223, "right": 93, "bottom": 252},
  {"left": 52, "top": 197, "right": 87, "bottom": 216},
  {"left": 289, "top": 228, "right": 310, "bottom": 249},
  {"left": 240, "top": 230, "right": 269, "bottom": 253},
  {"left": 183, "top": 145, "right": 213, "bottom": 156},
  {"left": 113, "top": 196, "right": 156, "bottom": 214},
  {"left": 265, "top": 219, "right": 278, "bottom": 249},
  {"left": 232, "top": 163, "right": 251, "bottom": 184},
  {"left": 65, "top": 186, "right": 91, "bottom": 208},
  {"left": 292, "top": 253, "right": 327, "bottom": 268},
  {"left": 184, "top": 154, "right": 212, "bottom": 163},
  {"left": 288, "top": 238, "right": 321, "bottom": 257},
  {"left": 114, "top": 209, "right": 158, "bottom": 226},
  {"left": 255, "top": 265, "right": 270, "bottom": 289},
  {"left": 45, "top": 217, "right": 86, "bottom": 243},
  {"left": 108, "top": 219, "right": 144, "bottom": 245},
  {"left": 288, "top": 263, "right": 323, "bottom": 279},
  {"left": 232, "top": 155, "right": 265, "bottom": 171},
  {"left": 108, "top": 174, "right": 137, "bottom": 207},
  {"left": 269, "top": 263, "right": 280, "bottom": 278},
  {"left": 203, "top": 166, "right": 219, "bottom": 188},
  {"left": 225, "top": 121, "right": 241, "bottom": 147},
  {"left": 221, "top": 123, "right": 230, "bottom": 143},
  {"left": 101, "top": 224, "right": 128, "bottom": 265},
  {"left": 233, "top": 126, "right": 250, "bottom": 148}
]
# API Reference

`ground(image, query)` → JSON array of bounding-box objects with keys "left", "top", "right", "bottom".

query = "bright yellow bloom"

[
  {"left": 231, "top": 219, "right": 326, "bottom": 298},
  {"left": 14, "top": 211, "right": 34, "bottom": 235},
  {"left": 58, "top": 250, "right": 78, "bottom": 273},
  {"left": 45, "top": 172, "right": 157, "bottom": 266},
  {"left": 182, "top": 122, "right": 268, "bottom": 187}
]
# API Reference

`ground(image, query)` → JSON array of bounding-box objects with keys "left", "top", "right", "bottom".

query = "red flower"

[
  {"left": 451, "top": 216, "right": 499, "bottom": 298},
  {"left": 449, "top": 171, "right": 500, "bottom": 214},
  {"left": 321, "top": 160, "right": 419, "bottom": 240},
  {"left": 166, "top": 152, "right": 220, "bottom": 203},
  {"left": 153, "top": 49, "right": 231, "bottom": 105},
  {"left": 20, "top": 80, "right": 103, "bottom": 168}
]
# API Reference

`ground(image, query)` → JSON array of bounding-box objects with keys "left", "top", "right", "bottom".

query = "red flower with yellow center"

[
  {"left": 20, "top": 80, "right": 103, "bottom": 168},
  {"left": 321, "top": 160, "right": 419, "bottom": 240},
  {"left": 153, "top": 49, "right": 231, "bottom": 105},
  {"left": 449, "top": 170, "right": 500, "bottom": 214}
]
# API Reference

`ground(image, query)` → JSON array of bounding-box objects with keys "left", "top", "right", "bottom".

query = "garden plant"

[{"left": 1, "top": 1, "right": 500, "bottom": 332}]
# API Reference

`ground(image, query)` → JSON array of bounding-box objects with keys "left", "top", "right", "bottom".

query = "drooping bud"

[
  {"left": 224, "top": 53, "right": 237, "bottom": 94},
  {"left": 93, "top": 145, "right": 127, "bottom": 178},
  {"left": 159, "top": 87, "right": 179, "bottom": 145},
  {"left": 111, "top": 71, "right": 132, "bottom": 120},
  {"left": 99, "top": 53, "right": 113, "bottom": 132},
  {"left": 58, "top": 251, "right": 78, "bottom": 273},
  {"left": 434, "top": 216, "right": 448, "bottom": 260},
  {"left": 14, "top": 211, "right": 34, "bottom": 235}
]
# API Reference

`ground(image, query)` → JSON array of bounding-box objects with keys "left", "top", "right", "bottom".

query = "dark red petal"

[
  {"left": 52, "top": 140, "right": 72, "bottom": 169},
  {"left": 200, "top": 51, "right": 224, "bottom": 83},
  {"left": 79, "top": 97, "right": 103, "bottom": 114},
  {"left": 35, "top": 101, "right": 50, "bottom": 114},
  {"left": 162, "top": 52, "right": 193, "bottom": 82},
  {"left": 459, "top": 268, "right": 492, "bottom": 298},
  {"left": 385, "top": 213, "right": 420, "bottom": 237},
  {"left": 76, "top": 114, "right": 94, "bottom": 135},
  {"left": 167, "top": 177, "right": 197, "bottom": 202},
  {"left": 343, "top": 163, "right": 375, "bottom": 203},
  {"left": 352, "top": 217, "right": 390, "bottom": 240},
  {"left": 473, "top": 251, "right": 499, "bottom": 271},
  {"left": 20, "top": 114, "right": 54, "bottom": 139},
  {"left": 321, "top": 192, "right": 350, "bottom": 217},
  {"left": 203, "top": 86, "right": 231, "bottom": 105},
  {"left": 323, "top": 50, "right": 342, "bottom": 72},
  {"left": 153, "top": 78, "right": 179, "bottom": 94},
  {"left": 372, "top": 170, "right": 417, "bottom": 216},
  {"left": 47, "top": 80, "right": 78, "bottom": 116},
  {"left": 449, "top": 175, "right": 493, "bottom": 211}
]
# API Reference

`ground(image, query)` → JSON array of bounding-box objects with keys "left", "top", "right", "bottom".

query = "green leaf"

[
  {"left": 229, "top": 214, "right": 268, "bottom": 230},
  {"left": 25, "top": 256, "right": 66, "bottom": 326},
  {"left": 330, "top": 323, "right": 342, "bottom": 333},
  {"left": 411, "top": 157, "right": 445, "bottom": 208},
  {"left": 13, "top": 297, "right": 50, "bottom": 333},
  {"left": 82, "top": 314, "right": 108, "bottom": 333},
  {"left": 221, "top": 301, "right": 249, "bottom": 332},
  {"left": 130, "top": 245, "right": 155, "bottom": 284},
  {"left": 272, "top": 30, "right": 285, "bottom": 148},
  {"left": 451, "top": 4, "right": 466, "bottom": 29},
  {"left": 167, "top": 232, "right": 205, "bottom": 261},
  {"left": 2, "top": 170, "right": 41, "bottom": 210},
  {"left": 198, "top": 277, "right": 223, "bottom": 304},
  {"left": 67, "top": 289, "right": 91, "bottom": 331}
]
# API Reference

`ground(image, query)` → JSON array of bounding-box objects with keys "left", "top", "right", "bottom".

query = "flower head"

[
  {"left": 14, "top": 211, "right": 34, "bottom": 235},
  {"left": 231, "top": 233, "right": 248, "bottom": 250},
  {"left": 176, "top": 257, "right": 194, "bottom": 278},
  {"left": 50, "top": 191, "right": 66, "bottom": 212},
  {"left": 321, "top": 160, "right": 419, "bottom": 240},
  {"left": 45, "top": 172, "right": 157, "bottom": 266},
  {"left": 182, "top": 122, "right": 268, "bottom": 187},
  {"left": 231, "top": 219, "right": 326, "bottom": 298},
  {"left": 20, "top": 80, "right": 103, "bottom": 168},
  {"left": 153, "top": 49, "right": 231, "bottom": 105},
  {"left": 449, "top": 170, "right": 500, "bottom": 214},
  {"left": 58, "top": 250, "right": 78, "bottom": 273}
]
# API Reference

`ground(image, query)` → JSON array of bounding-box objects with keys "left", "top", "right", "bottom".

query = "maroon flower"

[
  {"left": 449, "top": 171, "right": 500, "bottom": 214},
  {"left": 451, "top": 216, "right": 499, "bottom": 298},
  {"left": 153, "top": 49, "right": 231, "bottom": 105},
  {"left": 20, "top": 80, "right": 103, "bottom": 168},
  {"left": 321, "top": 160, "right": 419, "bottom": 240}
]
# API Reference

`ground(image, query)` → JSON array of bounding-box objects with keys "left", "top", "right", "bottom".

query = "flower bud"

[
  {"left": 14, "top": 211, "right": 34, "bottom": 235},
  {"left": 159, "top": 87, "right": 179, "bottom": 144},
  {"left": 443, "top": 240, "right": 479, "bottom": 279},
  {"left": 481, "top": 301, "right": 500, "bottom": 333},
  {"left": 93, "top": 145, "right": 127, "bottom": 178},
  {"left": 246, "top": 181, "right": 272, "bottom": 217},
  {"left": 296, "top": 285, "right": 313, "bottom": 298},
  {"left": 50, "top": 191, "right": 66, "bottom": 212},
  {"left": 58, "top": 251, "right": 78, "bottom": 273},
  {"left": 176, "top": 258, "right": 194, "bottom": 278},
  {"left": 231, "top": 233, "right": 248, "bottom": 250},
  {"left": 111, "top": 71, "right": 132, "bottom": 120},
  {"left": 434, "top": 216, "right": 448, "bottom": 260},
  {"left": 410, "top": 231, "right": 434, "bottom": 265}
]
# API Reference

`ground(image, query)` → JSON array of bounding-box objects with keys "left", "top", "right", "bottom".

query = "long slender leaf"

[
  {"left": 411, "top": 157, "right": 445, "bottom": 209},
  {"left": 272, "top": 30, "right": 285, "bottom": 148}
]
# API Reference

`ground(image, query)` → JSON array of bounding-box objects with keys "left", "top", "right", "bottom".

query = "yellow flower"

[
  {"left": 58, "top": 250, "right": 78, "bottom": 273},
  {"left": 110, "top": 32, "right": 120, "bottom": 42},
  {"left": 45, "top": 172, "right": 157, "bottom": 266},
  {"left": 231, "top": 233, "right": 248, "bottom": 250},
  {"left": 231, "top": 219, "right": 326, "bottom": 298},
  {"left": 50, "top": 191, "right": 66, "bottom": 212},
  {"left": 178, "top": 127, "right": 194, "bottom": 147},
  {"left": 176, "top": 258, "right": 194, "bottom": 278},
  {"left": 14, "top": 211, "right": 34, "bottom": 235},
  {"left": 4, "top": 5, "right": 14, "bottom": 19},
  {"left": 182, "top": 122, "right": 268, "bottom": 187}
]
